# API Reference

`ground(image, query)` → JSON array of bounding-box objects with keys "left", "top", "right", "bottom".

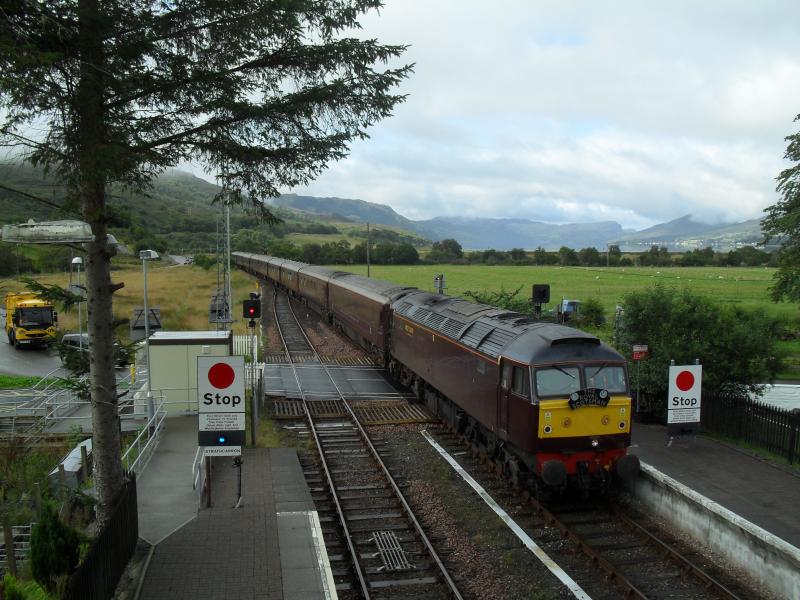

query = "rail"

[{"left": 273, "top": 291, "right": 463, "bottom": 600}]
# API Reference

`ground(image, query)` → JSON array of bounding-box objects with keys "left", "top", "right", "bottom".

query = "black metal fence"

[
  {"left": 702, "top": 392, "right": 800, "bottom": 464},
  {"left": 63, "top": 474, "right": 138, "bottom": 600}
]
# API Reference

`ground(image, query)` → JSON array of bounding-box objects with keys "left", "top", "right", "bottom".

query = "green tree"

[
  {"left": 763, "top": 115, "right": 800, "bottom": 302},
  {"left": 391, "top": 242, "right": 419, "bottom": 264},
  {"left": 0, "top": 0, "right": 409, "bottom": 525},
  {"left": 509, "top": 247, "right": 527, "bottom": 261},
  {"left": 618, "top": 285, "right": 783, "bottom": 416},
  {"left": 30, "top": 503, "right": 81, "bottom": 594},
  {"left": 557, "top": 246, "right": 579, "bottom": 266},
  {"left": 607, "top": 244, "right": 622, "bottom": 266},
  {"left": 577, "top": 247, "right": 601, "bottom": 266},
  {"left": 428, "top": 238, "right": 463, "bottom": 262},
  {"left": 637, "top": 245, "right": 672, "bottom": 267}
]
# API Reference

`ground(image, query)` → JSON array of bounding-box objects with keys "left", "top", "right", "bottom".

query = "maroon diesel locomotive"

[{"left": 234, "top": 252, "right": 639, "bottom": 494}]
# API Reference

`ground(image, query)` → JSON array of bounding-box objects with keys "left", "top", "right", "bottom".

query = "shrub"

[
  {"left": 30, "top": 504, "right": 81, "bottom": 594},
  {"left": 2, "top": 574, "right": 52, "bottom": 600},
  {"left": 2, "top": 574, "right": 25, "bottom": 600},
  {"left": 578, "top": 297, "right": 605, "bottom": 327},
  {"left": 618, "top": 284, "right": 784, "bottom": 417}
]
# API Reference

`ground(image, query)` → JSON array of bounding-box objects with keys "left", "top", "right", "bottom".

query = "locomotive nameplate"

[
  {"left": 568, "top": 388, "right": 610, "bottom": 409},
  {"left": 404, "top": 324, "right": 415, "bottom": 336}
]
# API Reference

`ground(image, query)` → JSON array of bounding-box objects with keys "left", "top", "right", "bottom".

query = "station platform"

[
  {"left": 137, "top": 423, "right": 335, "bottom": 600},
  {"left": 631, "top": 422, "right": 800, "bottom": 549}
]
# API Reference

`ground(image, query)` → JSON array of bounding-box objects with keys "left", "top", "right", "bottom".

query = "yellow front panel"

[{"left": 538, "top": 396, "right": 631, "bottom": 439}]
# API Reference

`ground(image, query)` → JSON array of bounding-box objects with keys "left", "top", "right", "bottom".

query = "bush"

[
  {"left": 618, "top": 284, "right": 784, "bottom": 417},
  {"left": 577, "top": 297, "right": 605, "bottom": 327},
  {"left": 3, "top": 574, "right": 25, "bottom": 600},
  {"left": 30, "top": 504, "right": 81, "bottom": 594},
  {"left": 1, "top": 574, "right": 51, "bottom": 600}
]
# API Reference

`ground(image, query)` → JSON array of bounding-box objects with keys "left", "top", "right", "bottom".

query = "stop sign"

[{"left": 667, "top": 364, "right": 702, "bottom": 425}]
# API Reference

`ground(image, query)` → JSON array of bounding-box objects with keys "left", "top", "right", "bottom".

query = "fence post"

[
  {"left": 788, "top": 415, "right": 798, "bottom": 465},
  {"left": 80, "top": 444, "right": 89, "bottom": 480},
  {"left": 34, "top": 483, "right": 41, "bottom": 513},
  {"left": 3, "top": 515, "right": 17, "bottom": 577},
  {"left": 58, "top": 463, "right": 67, "bottom": 491}
]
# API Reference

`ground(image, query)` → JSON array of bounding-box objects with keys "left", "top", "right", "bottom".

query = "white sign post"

[
  {"left": 667, "top": 364, "right": 702, "bottom": 436},
  {"left": 198, "top": 356, "right": 246, "bottom": 456}
]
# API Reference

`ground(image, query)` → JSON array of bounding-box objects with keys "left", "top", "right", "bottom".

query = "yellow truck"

[{"left": 5, "top": 293, "right": 58, "bottom": 349}]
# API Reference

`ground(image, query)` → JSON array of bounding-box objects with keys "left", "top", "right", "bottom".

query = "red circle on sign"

[
  {"left": 208, "top": 363, "right": 235, "bottom": 389},
  {"left": 676, "top": 370, "right": 694, "bottom": 391}
]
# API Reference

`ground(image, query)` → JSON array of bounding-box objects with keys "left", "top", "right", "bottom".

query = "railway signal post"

[{"left": 244, "top": 294, "right": 261, "bottom": 446}]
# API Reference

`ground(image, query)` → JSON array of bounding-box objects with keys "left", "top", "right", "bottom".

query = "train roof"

[
  {"left": 297, "top": 265, "right": 341, "bottom": 280},
  {"left": 330, "top": 272, "right": 417, "bottom": 305},
  {"left": 393, "top": 291, "right": 624, "bottom": 365},
  {"left": 278, "top": 259, "right": 307, "bottom": 274}
]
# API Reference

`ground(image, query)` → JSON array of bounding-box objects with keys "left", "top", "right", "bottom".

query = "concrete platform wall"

[{"left": 629, "top": 463, "right": 800, "bottom": 600}]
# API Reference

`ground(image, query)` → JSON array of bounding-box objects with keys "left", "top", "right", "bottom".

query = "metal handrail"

[{"left": 121, "top": 395, "right": 167, "bottom": 475}]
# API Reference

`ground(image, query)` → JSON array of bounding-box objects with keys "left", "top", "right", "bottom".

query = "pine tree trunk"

[{"left": 77, "top": 0, "right": 123, "bottom": 527}]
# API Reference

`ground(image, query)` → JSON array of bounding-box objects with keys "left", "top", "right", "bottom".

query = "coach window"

[{"left": 535, "top": 366, "right": 581, "bottom": 398}]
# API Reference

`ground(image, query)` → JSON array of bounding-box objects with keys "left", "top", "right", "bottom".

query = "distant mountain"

[
  {"left": 412, "top": 216, "right": 629, "bottom": 251},
  {"left": 274, "top": 194, "right": 417, "bottom": 230},
  {"left": 612, "top": 214, "right": 765, "bottom": 250},
  {"left": 0, "top": 163, "right": 767, "bottom": 252}
]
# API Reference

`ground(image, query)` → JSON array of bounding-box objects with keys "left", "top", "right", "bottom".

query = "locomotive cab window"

[
  {"left": 586, "top": 364, "right": 627, "bottom": 393},
  {"left": 501, "top": 363, "right": 531, "bottom": 398},
  {"left": 511, "top": 365, "right": 530, "bottom": 397},
  {"left": 535, "top": 366, "right": 580, "bottom": 398}
]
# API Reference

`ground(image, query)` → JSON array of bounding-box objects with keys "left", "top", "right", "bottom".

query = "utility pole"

[{"left": 366, "top": 222, "right": 371, "bottom": 278}]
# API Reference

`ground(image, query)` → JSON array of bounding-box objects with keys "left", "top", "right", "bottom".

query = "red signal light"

[{"left": 243, "top": 299, "right": 261, "bottom": 319}]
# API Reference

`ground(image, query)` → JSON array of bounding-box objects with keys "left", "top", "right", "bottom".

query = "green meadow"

[{"left": 336, "top": 264, "right": 795, "bottom": 321}]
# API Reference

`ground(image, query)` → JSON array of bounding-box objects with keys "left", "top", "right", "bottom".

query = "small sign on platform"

[
  {"left": 667, "top": 364, "right": 702, "bottom": 435},
  {"left": 632, "top": 344, "right": 649, "bottom": 361},
  {"left": 202, "top": 446, "right": 242, "bottom": 457},
  {"left": 198, "top": 356, "right": 245, "bottom": 456}
]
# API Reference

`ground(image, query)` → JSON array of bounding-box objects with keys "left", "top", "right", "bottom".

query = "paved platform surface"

[
  {"left": 137, "top": 415, "right": 199, "bottom": 544},
  {"left": 631, "top": 423, "right": 800, "bottom": 549},
  {"left": 139, "top": 447, "right": 333, "bottom": 600}
]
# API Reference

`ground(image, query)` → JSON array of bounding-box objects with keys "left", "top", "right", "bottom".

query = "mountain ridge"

[{"left": 0, "top": 163, "right": 766, "bottom": 251}]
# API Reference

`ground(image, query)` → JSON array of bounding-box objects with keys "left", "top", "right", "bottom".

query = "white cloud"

[{"left": 292, "top": 2, "right": 800, "bottom": 229}]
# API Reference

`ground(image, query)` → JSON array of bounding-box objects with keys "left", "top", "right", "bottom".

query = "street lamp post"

[
  {"left": 71, "top": 256, "right": 83, "bottom": 350},
  {"left": 139, "top": 249, "right": 158, "bottom": 422}
]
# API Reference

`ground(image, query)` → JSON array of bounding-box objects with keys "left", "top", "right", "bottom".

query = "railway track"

[
  {"left": 427, "top": 428, "right": 755, "bottom": 600},
  {"left": 272, "top": 291, "right": 463, "bottom": 600}
]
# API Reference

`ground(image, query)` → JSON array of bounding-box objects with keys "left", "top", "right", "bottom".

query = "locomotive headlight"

[
  {"left": 619, "top": 421, "right": 627, "bottom": 430},
  {"left": 591, "top": 439, "right": 599, "bottom": 447},
  {"left": 601, "top": 415, "right": 610, "bottom": 425}
]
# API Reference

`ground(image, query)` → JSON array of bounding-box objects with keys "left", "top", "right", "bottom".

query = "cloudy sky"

[{"left": 277, "top": 1, "right": 799, "bottom": 230}]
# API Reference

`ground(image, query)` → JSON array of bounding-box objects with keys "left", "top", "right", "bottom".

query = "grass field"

[
  {"left": 335, "top": 264, "right": 798, "bottom": 323},
  {"left": 2, "top": 263, "right": 258, "bottom": 339}
]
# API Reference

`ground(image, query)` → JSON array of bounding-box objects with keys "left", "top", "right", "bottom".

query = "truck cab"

[{"left": 5, "top": 293, "right": 58, "bottom": 348}]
